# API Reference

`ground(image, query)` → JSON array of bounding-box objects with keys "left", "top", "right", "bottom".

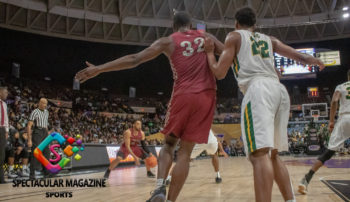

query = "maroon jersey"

[
  {"left": 121, "top": 128, "right": 142, "bottom": 149},
  {"left": 169, "top": 30, "right": 216, "bottom": 96},
  {"left": 119, "top": 128, "right": 144, "bottom": 159}
]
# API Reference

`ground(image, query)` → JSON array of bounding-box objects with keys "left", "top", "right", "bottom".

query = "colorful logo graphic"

[{"left": 34, "top": 132, "right": 84, "bottom": 174}]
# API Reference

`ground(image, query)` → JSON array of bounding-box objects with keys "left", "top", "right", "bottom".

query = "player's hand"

[
  {"left": 27, "top": 139, "right": 32, "bottom": 148},
  {"left": 5, "top": 132, "right": 8, "bottom": 140},
  {"left": 204, "top": 37, "right": 215, "bottom": 53},
  {"left": 307, "top": 57, "right": 325, "bottom": 71},
  {"left": 75, "top": 61, "right": 101, "bottom": 83},
  {"left": 134, "top": 157, "right": 141, "bottom": 166},
  {"left": 328, "top": 122, "right": 335, "bottom": 133},
  {"left": 222, "top": 152, "right": 229, "bottom": 158}
]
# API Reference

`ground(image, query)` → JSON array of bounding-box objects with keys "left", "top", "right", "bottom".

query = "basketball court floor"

[{"left": 0, "top": 156, "right": 349, "bottom": 202}]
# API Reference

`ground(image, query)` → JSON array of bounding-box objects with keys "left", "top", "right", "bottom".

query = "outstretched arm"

[
  {"left": 270, "top": 36, "right": 325, "bottom": 71},
  {"left": 75, "top": 37, "right": 172, "bottom": 83},
  {"left": 205, "top": 32, "right": 240, "bottom": 80},
  {"left": 328, "top": 90, "right": 341, "bottom": 132}
]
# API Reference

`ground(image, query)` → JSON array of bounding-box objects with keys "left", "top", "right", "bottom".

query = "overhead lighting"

[
  {"left": 343, "top": 13, "right": 349, "bottom": 18},
  {"left": 343, "top": 6, "right": 349, "bottom": 11}
]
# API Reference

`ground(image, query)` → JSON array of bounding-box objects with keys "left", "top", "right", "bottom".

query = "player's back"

[
  {"left": 169, "top": 30, "right": 216, "bottom": 96},
  {"left": 336, "top": 81, "right": 350, "bottom": 115},
  {"left": 233, "top": 30, "right": 279, "bottom": 94}
]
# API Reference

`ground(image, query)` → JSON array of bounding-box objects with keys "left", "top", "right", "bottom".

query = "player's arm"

[
  {"left": 203, "top": 32, "right": 224, "bottom": 55},
  {"left": 75, "top": 37, "right": 172, "bottom": 83},
  {"left": 205, "top": 32, "right": 240, "bottom": 80},
  {"left": 26, "top": 120, "right": 33, "bottom": 148},
  {"left": 123, "top": 130, "right": 140, "bottom": 162},
  {"left": 141, "top": 132, "right": 153, "bottom": 156},
  {"left": 270, "top": 36, "right": 325, "bottom": 71},
  {"left": 328, "top": 90, "right": 341, "bottom": 132},
  {"left": 217, "top": 138, "right": 229, "bottom": 157}
]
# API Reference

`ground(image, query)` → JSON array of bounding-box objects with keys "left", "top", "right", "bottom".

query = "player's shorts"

[
  {"left": 161, "top": 89, "right": 216, "bottom": 144},
  {"left": 241, "top": 77, "right": 290, "bottom": 155},
  {"left": 5, "top": 146, "right": 29, "bottom": 159},
  {"left": 191, "top": 129, "right": 218, "bottom": 159},
  {"left": 117, "top": 145, "right": 147, "bottom": 160},
  {"left": 328, "top": 114, "right": 350, "bottom": 151}
]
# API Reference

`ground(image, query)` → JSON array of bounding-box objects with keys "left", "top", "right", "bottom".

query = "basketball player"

[
  {"left": 165, "top": 130, "right": 229, "bottom": 185},
  {"left": 103, "top": 120, "right": 156, "bottom": 179},
  {"left": 298, "top": 70, "right": 350, "bottom": 194},
  {"left": 204, "top": 7, "right": 324, "bottom": 202},
  {"left": 75, "top": 11, "right": 224, "bottom": 202}
]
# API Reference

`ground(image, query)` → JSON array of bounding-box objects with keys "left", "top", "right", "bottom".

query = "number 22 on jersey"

[
  {"left": 250, "top": 36, "right": 270, "bottom": 58},
  {"left": 346, "top": 87, "right": 350, "bottom": 100},
  {"left": 180, "top": 37, "right": 204, "bottom": 56}
]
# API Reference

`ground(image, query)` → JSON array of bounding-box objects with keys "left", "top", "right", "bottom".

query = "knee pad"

[{"left": 317, "top": 149, "right": 335, "bottom": 164}]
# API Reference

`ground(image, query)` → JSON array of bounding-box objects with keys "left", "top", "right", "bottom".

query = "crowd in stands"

[
  {"left": 3, "top": 76, "right": 349, "bottom": 154},
  {"left": 3, "top": 77, "right": 165, "bottom": 145},
  {"left": 2, "top": 76, "right": 245, "bottom": 146}
]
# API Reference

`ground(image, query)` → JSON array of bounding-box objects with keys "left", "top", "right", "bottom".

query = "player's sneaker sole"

[
  {"left": 146, "top": 185, "right": 166, "bottom": 202},
  {"left": 298, "top": 184, "right": 308, "bottom": 195},
  {"left": 146, "top": 194, "right": 165, "bottom": 202}
]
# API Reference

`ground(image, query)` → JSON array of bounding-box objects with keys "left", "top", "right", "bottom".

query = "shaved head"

[{"left": 39, "top": 98, "right": 48, "bottom": 110}]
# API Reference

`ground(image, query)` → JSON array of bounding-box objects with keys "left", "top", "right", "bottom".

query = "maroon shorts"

[
  {"left": 161, "top": 90, "right": 216, "bottom": 144},
  {"left": 117, "top": 145, "right": 146, "bottom": 160}
]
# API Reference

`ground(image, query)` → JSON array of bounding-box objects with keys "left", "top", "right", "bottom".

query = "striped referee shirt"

[{"left": 29, "top": 108, "right": 49, "bottom": 128}]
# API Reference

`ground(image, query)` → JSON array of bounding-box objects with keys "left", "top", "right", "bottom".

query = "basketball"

[{"left": 145, "top": 155, "right": 158, "bottom": 168}]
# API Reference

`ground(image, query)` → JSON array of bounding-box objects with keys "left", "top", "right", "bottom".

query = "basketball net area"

[
  {"left": 311, "top": 110, "right": 320, "bottom": 122},
  {"left": 302, "top": 103, "right": 328, "bottom": 123}
]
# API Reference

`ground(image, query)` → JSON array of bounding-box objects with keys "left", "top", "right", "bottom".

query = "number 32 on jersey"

[{"left": 180, "top": 37, "right": 204, "bottom": 56}]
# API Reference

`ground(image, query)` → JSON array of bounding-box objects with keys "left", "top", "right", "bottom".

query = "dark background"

[{"left": 0, "top": 27, "right": 349, "bottom": 98}]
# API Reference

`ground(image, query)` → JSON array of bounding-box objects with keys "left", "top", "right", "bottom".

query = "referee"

[
  {"left": 27, "top": 98, "right": 50, "bottom": 179},
  {"left": 0, "top": 87, "right": 9, "bottom": 184}
]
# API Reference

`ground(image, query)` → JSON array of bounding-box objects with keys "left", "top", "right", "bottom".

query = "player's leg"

[
  {"left": 103, "top": 150, "right": 124, "bottom": 179},
  {"left": 6, "top": 146, "right": 17, "bottom": 178},
  {"left": 272, "top": 88, "right": 295, "bottom": 201},
  {"left": 298, "top": 115, "right": 350, "bottom": 194},
  {"left": 143, "top": 153, "right": 156, "bottom": 178},
  {"left": 147, "top": 135, "right": 179, "bottom": 202},
  {"left": 165, "top": 163, "right": 175, "bottom": 186},
  {"left": 156, "top": 134, "right": 179, "bottom": 186},
  {"left": 205, "top": 141, "right": 221, "bottom": 183},
  {"left": 241, "top": 80, "right": 284, "bottom": 202},
  {"left": 298, "top": 149, "right": 335, "bottom": 194},
  {"left": 18, "top": 148, "right": 30, "bottom": 177},
  {"left": 249, "top": 148, "right": 274, "bottom": 202},
  {"left": 167, "top": 139, "right": 196, "bottom": 201},
  {"left": 211, "top": 153, "right": 222, "bottom": 183},
  {"left": 271, "top": 149, "right": 294, "bottom": 201}
]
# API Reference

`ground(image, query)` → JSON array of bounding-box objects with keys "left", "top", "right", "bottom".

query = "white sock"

[
  {"left": 216, "top": 172, "right": 220, "bottom": 178},
  {"left": 9, "top": 166, "right": 14, "bottom": 171},
  {"left": 156, "top": 179, "right": 164, "bottom": 188},
  {"left": 166, "top": 175, "right": 172, "bottom": 181},
  {"left": 286, "top": 200, "right": 296, "bottom": 202}
]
